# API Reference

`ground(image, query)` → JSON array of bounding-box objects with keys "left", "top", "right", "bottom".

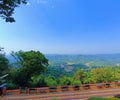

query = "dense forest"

[
  {"left": 46, "top": 54, "right": 120, "bottom": 67},
  {"left": 1, "top": 48, "right": 120, "bottom": 89}
]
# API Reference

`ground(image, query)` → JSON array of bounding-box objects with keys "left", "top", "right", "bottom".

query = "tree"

[
  {"left": 91, "top": 67, "right": 112, "bottom": 83},
  {"left": 7, "top": 68, "right": 19, "bottom": 89},
  {"left": 0, "top": 0, "right": 27, "bottom": 22},
  {"left": 0, "top": 47, "right": 9, "bottom": 76},
  {"left": 11, "top": 50, "right": 48, "bottom": 86},
  {"left": 90, "top": 68, "right": 103, "bottom": 83},
  {"left": 73, "top": 68, "right": 87, "bottom": 84}
]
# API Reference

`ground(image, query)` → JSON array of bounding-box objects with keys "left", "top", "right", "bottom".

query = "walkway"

[{"left": 1, "top": 88, "right": 120, "bottom": 100}]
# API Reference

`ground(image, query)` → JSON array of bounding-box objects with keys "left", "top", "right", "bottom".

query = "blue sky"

[{"left": 0, "top": 0, "right": 120, "bottom": 54}]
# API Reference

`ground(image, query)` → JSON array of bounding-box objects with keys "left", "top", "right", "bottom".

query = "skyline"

[{"left": 0, "top": 0, "right": 120, "bottom": 54}]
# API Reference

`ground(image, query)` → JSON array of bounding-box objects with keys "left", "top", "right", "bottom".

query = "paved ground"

[{"left": 1, "top": 88, "right": 120, "bottom": 100}]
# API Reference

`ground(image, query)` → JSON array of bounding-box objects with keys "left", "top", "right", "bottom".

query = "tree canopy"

[
  {"left": 0, "top": 47, "right": 9, "bottom": 76},
  {"left": 0, "top": 0, "right": 27, "bottom": 22},
  {"left": 9, "top": 50, "right": 48, "bottom": 86}
]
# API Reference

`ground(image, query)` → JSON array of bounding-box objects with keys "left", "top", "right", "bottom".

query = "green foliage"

[
  {"left": 44, "top": 75, "right": 57, "bottom": 86},
  {"left": 29, "top": 74, "right": 58, "bottom": 87},
  {"left": 9, "top": 50, "right": 48, "bottom": 87},
  {"left": 47, "top": 54, "right": 120, "bottom": 69},
  {"left": 90, "top": 67, "right": 113, "bottom": 83},
  {"left": 0, "top": 0, "right": 27, "bottom": 22},
  {"left": 11, "top": 50, "right": 48, "bottom": 71},
  {"left": 73, "top": 68, "right": 87, "bottom": 84},
  {"left": 7, "top": 82, "right": 19, "bottom": 90},
  {"left": 51, "top": 98, "right": 59, "bottom": 100},
  {"left": 47, "top": 66, "right": 69, "bottom": 78},
  {"left": 109, "top": 97, "right": 120, "bottom": 100},
  {"left": 59, "top": 76, "right": 72, "bottom": 85},
  {"left": 5, "top": 50, "right": 120, "bottom": 89},
  {"left": 7, "top": 68, "right": 19, "bottom": 83},
  {"left": 88, "top": 97, "right": 120, "bottom": 100},
  {"left": 88, "top": 97, "right": 108, "bottom": 100},
  {"left": 28, "top": 74, "right": 46, "bottom": 87},
  {"left": 71, "top": 80, "right": 81, "bottom": 85},
  {"left": 0, "top": 47, "right": 9, "bottom": 76}
]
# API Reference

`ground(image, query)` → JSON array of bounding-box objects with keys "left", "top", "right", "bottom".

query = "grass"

[
  {"left": 88, "top": 97, "right": 109, "bottom": 100},
  {"left": 51, "top": 98, "right": 59, "bottom": 100},
  {"left": 88, "top": 97, "right": 120, "bottom": 100},
  {"left": 50, "top": 97, "right": 120, "bottom": 100}
]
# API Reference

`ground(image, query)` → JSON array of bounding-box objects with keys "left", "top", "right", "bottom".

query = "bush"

[
  {"left": 44, "top": 75, "right": 57, "bottom": 87},
  {"left": 7, "top": 82, "right": 19, "bottom": 89},
  {"left": 28, "top": 75, "right": 46, "bottom": 87},
  {"left": 72, "top": 80, "right": 81, "bottom": 85}
]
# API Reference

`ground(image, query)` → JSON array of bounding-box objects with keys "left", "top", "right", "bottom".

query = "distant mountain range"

[
  {"left": 46, "top": 54, "right": 120, "bottom": 72},
  {"left": 7, "top": 54, "right": 120, "bottom": 72}
]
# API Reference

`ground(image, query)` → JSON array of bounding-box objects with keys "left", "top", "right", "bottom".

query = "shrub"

[{"left": 7, "top": 82, "right": 19, "bottom": 89}]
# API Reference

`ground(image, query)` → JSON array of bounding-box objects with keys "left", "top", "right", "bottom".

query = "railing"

[
  {"left": 5, "top": 82, "right": 120, "bottom": 94},
  {"left": 6, "top": 89, "right": 21, "bottom": 94}
]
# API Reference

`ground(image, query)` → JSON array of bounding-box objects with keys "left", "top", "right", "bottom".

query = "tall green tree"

[
  {"left": 0, "top": 0, "right": 27, "bottom": 22},
  {"left": 0, "top": 47, "right": 9, "bottom": 76},
  {"left": 11, "top": 50, "right": 48, "bottom": 86}
]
